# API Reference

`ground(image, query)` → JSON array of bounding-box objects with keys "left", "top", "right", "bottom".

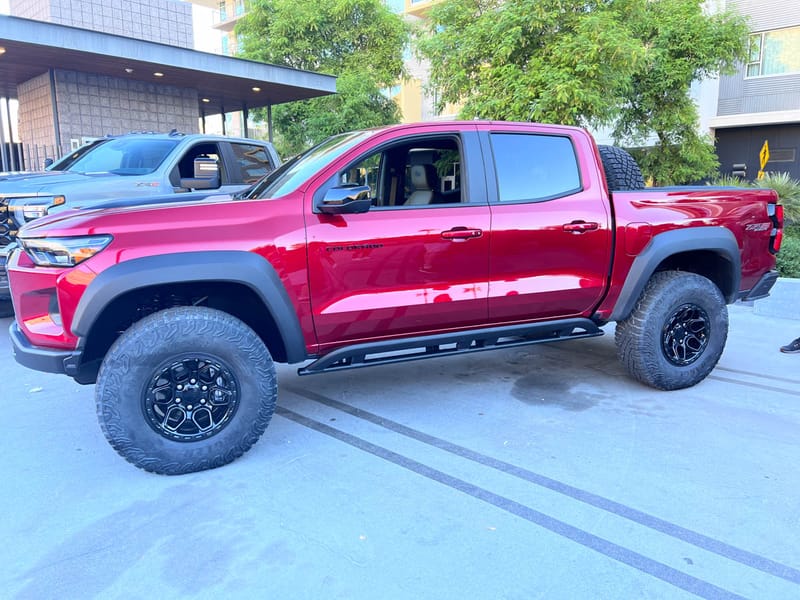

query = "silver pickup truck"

[{"left": 0, "top": 131, "right": 280, "bottom": 315}]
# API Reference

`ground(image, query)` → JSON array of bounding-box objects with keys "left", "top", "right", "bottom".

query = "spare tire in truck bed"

[{"left": 598, "top": 145, "right": 645, "bottom": 191}]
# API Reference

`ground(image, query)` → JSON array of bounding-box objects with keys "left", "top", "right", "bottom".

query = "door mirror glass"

[{"left": 319, "top": 185, "right": 372, "bottom": 214}]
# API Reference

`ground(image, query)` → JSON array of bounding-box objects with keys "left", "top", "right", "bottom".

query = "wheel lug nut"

[
  {"left": 176, "top": 398, "right": 182, "bottom": 403},
  {"left": 202, "top": 385, "right": 208, "bottom": 391},
  {"left": 200, "top": 399, "right": 206, "bottom": 404},
  {"left": 177, "top": 384, "right": 183, "bottom": 390},
  {"left": 190, "top": 379, "right": 196, "bottom": 384},
  {"left": 187, "top": 405, "right": 193, "bottom": 410}
]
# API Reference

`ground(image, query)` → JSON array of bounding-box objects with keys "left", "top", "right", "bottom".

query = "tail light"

[{"left": 768, "top": 202, "right": 783, "bottom": 254}]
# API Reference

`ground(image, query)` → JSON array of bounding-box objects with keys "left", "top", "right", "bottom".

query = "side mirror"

[
  {"left": 319, "top": 185, "right": 372, "bottom": 214},
  {"left": 180, "top": 156, "right": 220, "bottom": 190}
]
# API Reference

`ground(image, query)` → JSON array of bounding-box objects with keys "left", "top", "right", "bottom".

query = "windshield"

[
  {"left": 60, "top": 137, "right": 180, "bottom": 175},
  {"left": 47, "top": 138, "right": 109, "bottom": 171},
  {"left": 243, "top": 130, "right": 375, "bottom": 200}
]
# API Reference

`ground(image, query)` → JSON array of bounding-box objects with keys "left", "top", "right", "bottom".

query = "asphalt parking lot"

[{"left": 1, "top": 291, "right": 799, "bottom": 599}]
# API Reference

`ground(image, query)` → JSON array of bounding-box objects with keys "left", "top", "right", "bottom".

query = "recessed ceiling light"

[
  {"left": 153, "top": 72, "right": 164, "bottom": 77},
  {"left": 202, "top": 98, "right": 210, "bottom": 103},
  {"left": 0, "top": 47, "right": 6, "bottom": 56},
  {"left": 251, "top": 86, "right": 261, "bottom": 92},
  {"left": 124, "top": 67, "right": 134, "bottom": 73}
]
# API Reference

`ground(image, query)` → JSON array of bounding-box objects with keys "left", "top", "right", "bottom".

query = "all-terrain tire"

[
  {"left": 598, "top": 145, "right": 646, "bottom": 191},
  {"left": 615, "top": 271, "right": 728, "bottom": 390},
  {"left": 95, "top": 306, "right": 277, "bottom": 475}
]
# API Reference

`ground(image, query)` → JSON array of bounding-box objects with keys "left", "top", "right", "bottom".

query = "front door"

[{"left": 306, "top": 131, "right": 491, "bottom": 351}]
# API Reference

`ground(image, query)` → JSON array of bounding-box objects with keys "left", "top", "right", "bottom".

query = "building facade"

[
  {"left": 0, "top": 0, "right": 334, "bottom": 169},
  {"left": 8, "top": 0, "right": 199, "bottom": 166},
  {"left": 710, "top": 0, "right": 800, "bottom": 180}
]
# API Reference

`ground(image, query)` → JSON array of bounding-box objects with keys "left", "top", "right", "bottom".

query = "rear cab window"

[{"left": 489, "top": 133, "right": 582, "bottom": 203}]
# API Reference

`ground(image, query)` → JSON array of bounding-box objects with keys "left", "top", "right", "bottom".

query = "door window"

[
  {"left": 170, "top": 142, "right": 224, "bottom": 187},
  {"left": 230, "top": 143, "right": 276, "bottom": 184},
  {"left": 490, "top": 133, "right": 581, "bottom": 203},
  {"left": 334, "top": 136, "right": 465, "bottom": 209}
]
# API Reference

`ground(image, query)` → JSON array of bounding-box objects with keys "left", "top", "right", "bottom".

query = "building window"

[
  {"left": 221, "top": 35, "right": 229, "bottom": 55},
  {"left": 746, "top": 26, "right": 800, "bottom": 77},
  {"left": 218, "top": 1, "right": 228, "bottom": 22},
  {"left": 235, "top": 0, "right": 246, "bottom": 16}
]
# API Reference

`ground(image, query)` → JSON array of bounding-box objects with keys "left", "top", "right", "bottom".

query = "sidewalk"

[{"left": 750, "top": 277, "right": 799, "bottom": 321}]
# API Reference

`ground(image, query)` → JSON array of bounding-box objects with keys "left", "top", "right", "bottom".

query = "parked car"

[
  {"left": 7, "top": 121, "right": 782, "bottom": 474},
  {"left": 0, "top": 131, "right": 280, "bottom": 315}
]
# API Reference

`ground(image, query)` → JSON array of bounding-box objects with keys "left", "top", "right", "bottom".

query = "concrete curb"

[{"left": 750, "top": 277, "right": 800, "bottom": 320}]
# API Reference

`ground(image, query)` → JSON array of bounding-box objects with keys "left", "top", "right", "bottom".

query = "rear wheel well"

[
  {"left": 79, "top": 282, "right": 288, "bottom": 381},
  {"left": 654, "top": 250, "right": 735, "bottom": 301}
]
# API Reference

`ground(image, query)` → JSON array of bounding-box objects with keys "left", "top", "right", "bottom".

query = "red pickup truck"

[{"left": 7, "top": 121, "right": 782, "bottom": 474}]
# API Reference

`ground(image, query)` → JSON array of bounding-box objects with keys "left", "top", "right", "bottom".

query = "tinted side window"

[
  {"left": 334, "top": 136, "right": 464, "bottom": 209},
  {"left": 171, "top": 143, "right": 223, "bottom": 186},
  {"left": 230, "top": 143, "right": 276, "bottom": 184},
  {"left": 490, "top": 133, "right": 581, "bottom": 202}
]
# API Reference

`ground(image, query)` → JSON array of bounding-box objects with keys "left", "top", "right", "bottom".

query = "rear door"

[
  {"left": 305, "top": 126, "right": 491, "bottom": 350},
  {"left": 480, "top": 124, "right": 613, "bottom": 322}
]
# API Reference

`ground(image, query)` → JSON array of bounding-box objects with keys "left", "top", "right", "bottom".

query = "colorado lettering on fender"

[{"left": 326, "top": 244, "right": 384, "bottom": 252}]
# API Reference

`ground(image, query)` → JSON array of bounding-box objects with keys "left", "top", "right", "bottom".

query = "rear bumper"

[
  {"left": 739, "top": 270, "right": 779, "bottom": 302},
  {"left": 9, "top": 321, "right": 81, "bottom": 376}
]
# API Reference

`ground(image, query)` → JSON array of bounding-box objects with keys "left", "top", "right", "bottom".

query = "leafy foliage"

[
  {"left": 416, "top": 0, "right": 749, "bottom": 185},
  {"left": 612, "top": 0, "right": 748, "bottom": 185},
  {"left": 776, "top": 226, "right": 800, "bottom": 278},
  {"left": 416, "top": 0, "right": 644, "bottom": 126},
  {"left": 237, "top": 0, "right": 408, "bottom": 155},
  {"left": 754, "top": 172, "right": 800, "bottom": 224}
]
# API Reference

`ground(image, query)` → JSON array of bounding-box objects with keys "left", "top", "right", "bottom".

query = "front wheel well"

[{"left": 79, "top": 281, "right": 289, "bottom": 381}]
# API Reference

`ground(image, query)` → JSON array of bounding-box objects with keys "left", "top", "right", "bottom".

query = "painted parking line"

[
  {"left": 284, "top": 385, "right": 800, "bottom": 586},
  {"left": 276, "top": 405, "right": 748, "bottom": 600}
]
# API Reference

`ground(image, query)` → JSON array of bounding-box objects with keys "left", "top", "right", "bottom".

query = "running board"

[{"left": 298, "top": 318, "right": 603, "bottom": 376}]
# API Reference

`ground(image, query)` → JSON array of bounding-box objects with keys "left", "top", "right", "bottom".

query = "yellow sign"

[{"left": 757, "top": 140, "right": 770, "bottom": 179}]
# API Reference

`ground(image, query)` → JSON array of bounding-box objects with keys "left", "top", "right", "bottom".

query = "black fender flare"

[
  {"left": 608, "top": 226, "right": 740, "bottom": 322},
  {"left": 71, "top": 251, "right": 308, "bottom": 363}
]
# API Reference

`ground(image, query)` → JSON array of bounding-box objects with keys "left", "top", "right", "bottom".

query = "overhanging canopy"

[{"left": 0, "top": 15, "right": 336, "bottom": 115}]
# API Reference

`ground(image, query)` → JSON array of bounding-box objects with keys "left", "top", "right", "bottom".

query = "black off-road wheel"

[
  {"left": 598, "top": 145, "right": 646, "bottom": 191},
  {"left": 615, "top": 271, "right": 728, "bottom": 390},
  {"left": 95, "top": 306, "right": 277, "bottom": 475}
]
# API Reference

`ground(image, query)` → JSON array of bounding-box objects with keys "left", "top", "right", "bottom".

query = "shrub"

[
  {"left": 777, "top": 226, "right": 800, "bottom": 279},
  {"left": 753, "top": 172, "right": 800, "bottom": 225},
  {"left": 708, "top": 174, "right": 747, "bottom": 187}
]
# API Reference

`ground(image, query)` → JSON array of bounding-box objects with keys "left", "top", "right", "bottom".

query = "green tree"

[
  {"left": 417, "top": 0, "right": 749, "bottom": 185},
  {"left": 238, "top": 0, "right": 408, "bottom": 155},
  {"left": 613, "top": 0, "right": 748, "bottom": 184}
]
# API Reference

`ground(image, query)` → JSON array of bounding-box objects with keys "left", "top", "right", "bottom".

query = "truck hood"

[
  {"left": 18, "top": 191, "right": 235, "bottom": 236},
  {"left": 0, "top": 170, "right": 118, "bottom": 193}
]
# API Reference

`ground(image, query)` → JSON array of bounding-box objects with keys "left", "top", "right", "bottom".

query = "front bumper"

[{"left": 9, "top": 321, "right": 82, "bottom": 376}]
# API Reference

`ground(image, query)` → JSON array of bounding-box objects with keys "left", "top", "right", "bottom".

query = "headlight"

[
  {"left": 8, "top": 195, "right": 66, "bottom": 226},
  {"left": 19, "top": 235, "right": 113, "bottom": 267}
]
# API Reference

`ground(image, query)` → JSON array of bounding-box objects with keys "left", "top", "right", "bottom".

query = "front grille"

[{"left": 0, "top": 197, "right": 14, "bottom": 247}]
